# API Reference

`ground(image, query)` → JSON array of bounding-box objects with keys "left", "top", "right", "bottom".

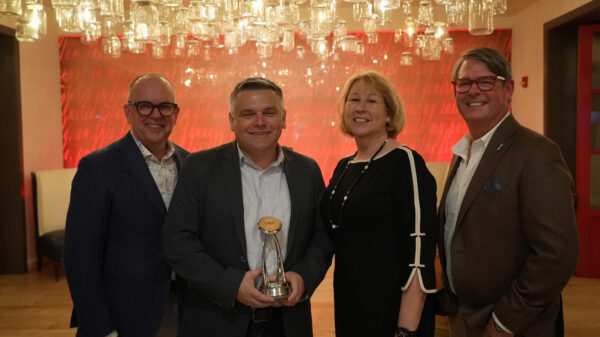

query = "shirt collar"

[
  {"left": 237, "top": 142, "right": 285, "bottom": 170},
  {"left": 130, "top": 130, "right": 175, "bottom": 162},
  {"left": 452, "top": 111, "right": 510, "bottom": 160}
]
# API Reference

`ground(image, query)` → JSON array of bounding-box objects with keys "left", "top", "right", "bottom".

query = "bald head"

[
  {"left": 124, "top": 73, "right": 179, "bottom": 160},
  {"left": 128, "top": 73, "right": 176, "bottom": 103}
]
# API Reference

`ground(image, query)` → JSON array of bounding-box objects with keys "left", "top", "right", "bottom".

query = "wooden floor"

[{"left": 0, "top": 266, "right": 598, "bottom": 337}]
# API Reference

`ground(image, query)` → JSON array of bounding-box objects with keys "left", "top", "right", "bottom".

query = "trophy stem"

[
  {"left": 261, "top": 233, "right": 269, "bottom": 284},
  {"left": 272, "top": 234, "right": 287, "bottom": 284}
]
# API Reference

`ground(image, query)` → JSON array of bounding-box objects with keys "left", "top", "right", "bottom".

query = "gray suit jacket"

[
  {"left": 162, "top": 141, "right": 333, "bottom": 337},
  {"left": 437, "top": 115, "right": 579, "bottom": 336},
  {"left": 65, "top": 132, "right": 189, "bottom": 337}
]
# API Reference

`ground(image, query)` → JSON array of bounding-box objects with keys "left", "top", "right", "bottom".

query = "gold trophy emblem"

[{"left": 257, "top": 216, "right": 291, "bottom": 299}]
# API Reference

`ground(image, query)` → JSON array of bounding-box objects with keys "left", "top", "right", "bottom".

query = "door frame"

[{"left": 576, "top": 24, "right": 600, "bottom": 278}]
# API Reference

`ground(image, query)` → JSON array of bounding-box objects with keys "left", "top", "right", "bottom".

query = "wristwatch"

[{"left": 397, "top": 327, "right": 417, "bottom": 337}]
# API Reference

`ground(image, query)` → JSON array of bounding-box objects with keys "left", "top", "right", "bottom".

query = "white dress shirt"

[
  {"left": 443, "top": 112, "right": 513, "bottom": 333},
  {"left": 238, "top": 144, "right": 291, "bottom": 286},
  {"left": 444, "top": 112, "right": 509, "bottom": 292}
]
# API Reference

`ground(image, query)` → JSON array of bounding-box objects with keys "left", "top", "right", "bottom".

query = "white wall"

[
  {"left": 0, "top": 15, "right": 63, "bottom": 270},
  {"left": 510, "top": 0, "right": 594, "bottom": 133}
]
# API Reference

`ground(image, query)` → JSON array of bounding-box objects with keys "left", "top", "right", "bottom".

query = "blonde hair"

[{"left": 337, "top": 70, "right": 405, "bottom": 138}]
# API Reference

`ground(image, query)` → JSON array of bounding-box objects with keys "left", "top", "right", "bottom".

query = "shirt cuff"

[{"left": 492, "top": 312, "right": 513, "bottom": 334}]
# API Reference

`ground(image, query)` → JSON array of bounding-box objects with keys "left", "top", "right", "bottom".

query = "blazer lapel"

[
  {"left": 221, "top": 141, "right": 247, "bottom": 253},
  {"left": 173, "top": 145, "right": 188, "bottom": 173},
  {"left": 455, "top": 115, "right": 520, "bottom": 227},
  {"left": 117, "top": 133, "right": 167, "bottom": 215},
  {"left": 281, "top": 149, "right": 300, "bottom": 257}
]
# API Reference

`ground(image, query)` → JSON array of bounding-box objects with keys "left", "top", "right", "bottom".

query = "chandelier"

[{"left": 0, "top": 0, "right": 507, "bottom": 61}]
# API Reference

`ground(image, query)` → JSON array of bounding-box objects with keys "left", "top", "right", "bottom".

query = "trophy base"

[{"left": 260, "top": 283, "right": 291, "bottom": 300}]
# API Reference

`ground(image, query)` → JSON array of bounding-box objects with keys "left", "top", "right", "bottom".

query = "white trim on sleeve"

[{"left": 398, "top": 146, "right": 437, "bottom": 294}]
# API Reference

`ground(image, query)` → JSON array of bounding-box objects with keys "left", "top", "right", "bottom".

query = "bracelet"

[
  {"left": 493, "top": 319, "right": 508, "bottom": 334},
  {"left": 397, "top": 327, "right": 417, "bottom": 337}
]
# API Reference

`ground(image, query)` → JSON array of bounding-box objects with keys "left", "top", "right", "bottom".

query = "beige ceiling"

[{"left": 500, "top": 0, "right": 539, "bottom": 17}]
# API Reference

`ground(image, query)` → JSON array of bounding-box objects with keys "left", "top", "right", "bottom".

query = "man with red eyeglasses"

[
  {"left": 65, "top": 73, "right": 189, "bottom": 337},
  {"left": 436, "top": 47, "right": 579, "bottom": 337}
]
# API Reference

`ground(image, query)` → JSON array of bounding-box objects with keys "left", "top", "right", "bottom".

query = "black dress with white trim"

[{"left": 320, "top": 146, "right": 437, "bottom": 337}]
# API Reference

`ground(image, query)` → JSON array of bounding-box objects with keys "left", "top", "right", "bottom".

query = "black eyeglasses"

[
  {"left": 128, "top": 101, "right": 178, "bottom": 116},
  {"left": 452, "top": 75, "right": 506, "bottom": 94}
]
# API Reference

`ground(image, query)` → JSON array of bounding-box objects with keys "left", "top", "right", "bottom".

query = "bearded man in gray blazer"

[
  {"left": 162, "top": 77, "right": 333, "bottom": 337},
  {"left": 437, "top": 47, "right": 579, "bottom": 337}
]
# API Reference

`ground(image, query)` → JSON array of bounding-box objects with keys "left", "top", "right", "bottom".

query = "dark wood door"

[{"left": 0, "top": 25, "right": 27, "bottom": 273}]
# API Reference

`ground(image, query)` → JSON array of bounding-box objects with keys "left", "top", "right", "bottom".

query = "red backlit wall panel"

[{"left": 60, "top": 30, "right": 511, "bottom": 181}]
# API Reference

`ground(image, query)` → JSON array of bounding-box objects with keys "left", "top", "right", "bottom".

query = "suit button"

[{"left": 241, "top": 256, "right": 247, "bottom": 263}]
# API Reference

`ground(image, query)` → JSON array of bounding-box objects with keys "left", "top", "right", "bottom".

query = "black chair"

[{"left": 31, "top": 168, "right": 77, "bottom": 281}]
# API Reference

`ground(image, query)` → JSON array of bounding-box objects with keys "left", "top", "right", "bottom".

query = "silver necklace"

[{"left": 327, "top": 139, "right": 388, "bottom": 229}]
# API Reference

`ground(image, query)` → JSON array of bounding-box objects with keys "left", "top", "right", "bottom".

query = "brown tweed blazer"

[{"left": 437, "top": 115, "right": 579, "bottom": 337}]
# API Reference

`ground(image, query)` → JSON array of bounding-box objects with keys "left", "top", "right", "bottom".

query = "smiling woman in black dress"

[{"left": 320, "top": 71, "right": 437, "bottom": 337}]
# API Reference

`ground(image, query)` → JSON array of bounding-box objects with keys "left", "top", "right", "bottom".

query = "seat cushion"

[{"left": 38, "top": 229, "right": 65, "bottom": 261}]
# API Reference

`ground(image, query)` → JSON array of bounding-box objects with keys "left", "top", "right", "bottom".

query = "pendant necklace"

[{"left": 327, "top": 138, "right": 388, "bottom": 230}]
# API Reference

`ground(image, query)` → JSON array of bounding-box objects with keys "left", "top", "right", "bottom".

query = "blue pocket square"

[{"left": 483, "top": 178, "right": 502, "bottom": 192}]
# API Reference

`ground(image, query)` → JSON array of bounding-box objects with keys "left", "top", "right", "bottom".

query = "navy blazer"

[
  {"left": 65, "top": 132, "right": 189, "bottom": 337},
  {"left": 162, "top": 141, "right": 333, "bottom": 337}
]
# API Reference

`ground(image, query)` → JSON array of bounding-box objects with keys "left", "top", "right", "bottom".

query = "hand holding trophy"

[{"left": 257, "top": 216, "right": 291, "bottom": 299}]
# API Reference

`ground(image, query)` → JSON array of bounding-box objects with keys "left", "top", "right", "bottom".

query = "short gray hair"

[{"left": 229, "top": 77, "right": 284, "bottom": 114}]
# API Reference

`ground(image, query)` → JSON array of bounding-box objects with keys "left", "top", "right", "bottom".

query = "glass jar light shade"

[
  {"left": 352, "top": 1, "right": 371, "bottom": 22},
  {"left": 310, "top": 5, "right": 331, "bottom": 37},
  {"left": 492, "top": 0, "right": 506, "bottom": 15},
  {"left": 257, "top": 41, "right": 273, "bottom": 58},
  {"left": 15, "top": 3, "right": 47, "bottom": 41},
  {"left": 102, "top": 36, "right": 122, "bottom": 57},
  {"left": 468, "top": 0, "right": 493, "bottom": 35},
  {"left": 81, "top": 20, "right": 101, "bottom": 44},
  {"left": 75, "top": 1, "right": 97, "bottom": 32},
  {"left": 366, "top": 32, "right": 377, "bottom": 44},
  {"left": 132, "top": 0, "right": 160, "bottom": 42},
  {"left": 282, "top": 28, "right": 295, "bottom": 52},
  {"left": 55, "top": 6, "right": 79, "bottom": 32},
  {"left": 443, "top": 37, "right": 454, "bottom": 54},
  {"left": 102, "top": 17, "right": 120, "bottom": 36},
  {"left": 121, "top": 20, "right": 135, "bottom": 51},
  {"left": 224, "top": 31, "right": 238, "bottom": 48},
  {"left": 99, "top": 0, "right": 124, "bottom": 19},
  {"left": 400, "top": 51, "right": 412, "bottom": 66},
  {"left": 0, "top": 0, "right": 22, "bottom": 16},
  {"left": 355, "top": 39, "right": 364, "bottom": 55},
  {"left": 362, "top": 17, "right": 376, "bottom": 34},
  {"left": 340, "top": 34, "right": 356, "bottom": 53},
  {"left": 159, "top": 21, "right": 171, "bottom": 46},
  {"left": 187, "top": 39, "right": 200, "bottom": 56},
  {"left": 296, "top": 44, "right": 305, "bottom": 58},
  {"left": 333, "top": 19, "right": 347, "bottom": 46},
  {"left": 152, "top": 43, "right": 165, "bottom": 58},
  {"left": 172, "top": 7, "right": 189, "bottom": 35},
  {"left": 417, "top": 0, "right": 433, "bottom": 27},
  {"left": 276, "top": 3, "right": 299, "bottom": 25},
  {"left": 421, "top": 31, "right": 441, "bottom": 60}
]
